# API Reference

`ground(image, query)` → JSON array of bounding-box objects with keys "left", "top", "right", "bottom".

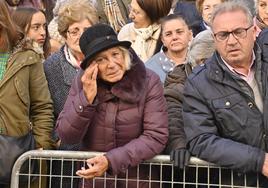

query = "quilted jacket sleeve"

[
  {"left": 105, "top": 70, "right": 168, "bottom": 175},
  {"left": 163, "top": 65, "right": 189, "bottom": 153},
  {"left": 55, "top": 71, "right": 96, "bottom": 144}
]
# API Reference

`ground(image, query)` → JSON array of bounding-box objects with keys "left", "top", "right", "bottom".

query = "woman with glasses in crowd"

[
  {"left": 48, "top": 0, "right": 131, "bottom": 54},
  {"left": 12, "top": 7, "right": 51, "bottom": 59},
  {"left": 118, "top": 0, "right": 171, "bottom": 62},
  {"left": 44, "top": 0, "right": 98, "bottom": 128},
  {"left": 43, "top": 0, "right": 99, "bottom": 187},
  {"left": 44, "top": 0, "right": 99, "bottom": 149}
]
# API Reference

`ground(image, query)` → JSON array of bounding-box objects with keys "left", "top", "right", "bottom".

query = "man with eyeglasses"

[{"left": 182, "top": 1, "right": 268, "bottom": 186}]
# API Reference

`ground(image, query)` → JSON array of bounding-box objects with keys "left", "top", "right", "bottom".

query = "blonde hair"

[
  {"left": 119, "top": 46, "right": 132, "bottom": 70},
  {"left": 57, "top": 0, "right": 99, "bottom": 38}
]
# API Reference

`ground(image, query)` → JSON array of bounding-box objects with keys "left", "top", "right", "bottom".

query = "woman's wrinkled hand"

[
  {"left": 81, "top": 63, "right": 98, "bottom": 104},
  {"left": 76, "top": 155, "right": 109, "bottom": 179}
]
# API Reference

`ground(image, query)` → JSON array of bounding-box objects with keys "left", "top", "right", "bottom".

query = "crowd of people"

[{"left": 0, "top": 0, "right": 268, "bottom": 187}]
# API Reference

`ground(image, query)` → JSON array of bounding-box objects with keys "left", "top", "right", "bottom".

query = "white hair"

[
  {"left": 187, "top": 30, "right": 215, "bottom": 67},
  {"left": 119, "top": 46, "right": 132, "bottom": 70}
]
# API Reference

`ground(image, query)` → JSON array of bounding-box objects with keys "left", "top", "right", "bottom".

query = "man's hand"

[
  {"left": 170, "top": 148, "right": 191, "bottom": 169},
  {"left": 262, "top": 153, "right": 268, "bottom": 177},
  {"left": 81, "top": 63, "right": 98, "bottom": 104},
  {"left": 76, "top": 155, "right": 109, "bottom": 179}
]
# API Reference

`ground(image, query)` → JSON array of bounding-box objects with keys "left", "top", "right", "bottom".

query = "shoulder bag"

[{"left": 0, "top": 130, "right": 37, "bottom": 184}]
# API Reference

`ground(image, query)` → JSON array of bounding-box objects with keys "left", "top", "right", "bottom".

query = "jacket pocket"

[
  {"left": 212, "top": 93, "right": 248, "bottom": 134},
  {"left": 14, "top": 77, "right": 29, "bottom": 106}
]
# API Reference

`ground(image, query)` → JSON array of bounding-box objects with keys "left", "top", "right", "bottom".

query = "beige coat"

[{"left": 118, "top": 22, "right": 161, "bottom": 62}]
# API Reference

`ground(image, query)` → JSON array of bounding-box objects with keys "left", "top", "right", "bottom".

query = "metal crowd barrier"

[{"left": 10, "top": 150, "right": 262, "bottom": 188}]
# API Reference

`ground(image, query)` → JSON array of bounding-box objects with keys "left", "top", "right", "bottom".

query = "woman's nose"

[
  {"left": 40, "top": 27, "right": 46, "bottom": 36},
  {"left": 129, "top": 12, "right": 134, "bottom": 20},
  {"left": 107, "top": 58, "right": 118, "bottom": 68}
]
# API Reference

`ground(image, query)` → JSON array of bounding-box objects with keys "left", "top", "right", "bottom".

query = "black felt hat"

[{"left": 79, "top": 23, "right": 131, "bottom": 70}]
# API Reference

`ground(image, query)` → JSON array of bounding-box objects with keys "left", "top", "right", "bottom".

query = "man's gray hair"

[
  {"left": 232, "top": 0, "right": 256, "bottom": 16},
  {"left": 211, "top": 0, "right": 254, "bottom": 27}
]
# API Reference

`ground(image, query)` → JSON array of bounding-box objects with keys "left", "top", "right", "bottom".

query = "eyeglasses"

[
  {"left": 128, "top": 4, "right": 142, "bottom": 16},
  {"left": 67, "top": 27, "right": 88, "bottom": 39},
  {"left": 213, "top": 25, "right": 253, "bottom": 41}
]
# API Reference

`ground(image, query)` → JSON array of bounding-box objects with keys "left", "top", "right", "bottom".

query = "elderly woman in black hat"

[{"left": 56, "top": 23, "right": 168, "bottom": 187}]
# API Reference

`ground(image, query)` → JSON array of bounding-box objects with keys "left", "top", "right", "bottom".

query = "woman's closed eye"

[
  {"left": 112, "top": 52, "right": 122, "bottom": 59},
  {"left": 164, "top": 32, "right": 171, "bottom": 37},
  {"left": 95, "top": 57, "right": 108, "bottom": 64}
]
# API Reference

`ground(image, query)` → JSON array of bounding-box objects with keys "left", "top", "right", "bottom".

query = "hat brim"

[{"left": 80, "top": 40, "right": 131, "bottom": 70}]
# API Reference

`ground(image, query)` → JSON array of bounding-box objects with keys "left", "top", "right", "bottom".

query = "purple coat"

[{"left": 56, "top": 53, "right": 168, "bottom": 177}]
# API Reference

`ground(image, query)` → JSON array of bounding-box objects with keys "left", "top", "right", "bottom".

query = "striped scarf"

[
  {"left": 104, "top": 0, "right": 126, "bottom": 32},
  {"left": 0, "top": 53, "right": 9, "bottom": 80}
]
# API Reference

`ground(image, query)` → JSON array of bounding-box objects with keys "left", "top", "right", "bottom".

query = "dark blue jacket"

[
  {"left": 183, "top": 44, "right": 268, "bottom": 176},
  {"left": 257, "top": 28, "right": 268, "bottom": 63}
]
